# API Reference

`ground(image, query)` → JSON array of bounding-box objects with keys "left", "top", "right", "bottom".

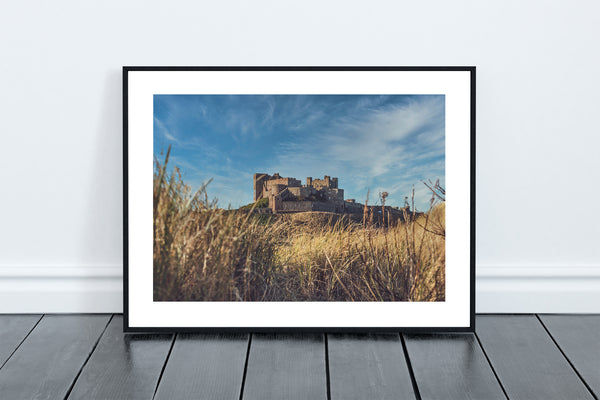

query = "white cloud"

[
  {"left": 323, "top": 96, "right": 444, "bottom": 176},
  {"left": 154, "top": 116, "right": 179, "bottom": 144},
  {"left": 276, "top": 97, "right": 443, "bottom": 170}
]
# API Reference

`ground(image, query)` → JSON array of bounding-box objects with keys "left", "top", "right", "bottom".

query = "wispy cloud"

[
  {"left": 325, "top": 96, "right": 444, "bottom": 175},
  {"left": 268, "top": 96, "right": 445, "bottom": 208},
  {"left": 154, "top": 116, "right": 179, "bottom": 144}
]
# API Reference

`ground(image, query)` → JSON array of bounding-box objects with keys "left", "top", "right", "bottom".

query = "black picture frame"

[{"left": 123, "top": 66, "right": 475, "bottom": 333}]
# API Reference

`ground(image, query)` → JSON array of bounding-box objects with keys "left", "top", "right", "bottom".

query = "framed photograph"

[{"left": 123, "top": 67, "right": 475, "bottom": 332}]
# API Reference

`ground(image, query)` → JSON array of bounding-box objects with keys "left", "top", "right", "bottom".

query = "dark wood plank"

[
  {"left": 154, "top": 333, "right": 248, "bottom": 400},
  {"left": 404, "top": 333, "right": 506, "bottom": 400},
  {"left": 0, "top": 314, "right": 41, "bottom": 368},
  {"left": 539, "top": 314, "right": 600, "bottom": 398},
  {"left": 476, "top": 315, "right": 594, "bottom": 400},
  {"left": 0, "top": 314, "right": 110, "bottom": 400},
  {"left": 328, "top": 333, "right": 416, "bottom": 400},
  {"left": 67, "top": 315, "right": 173, "bottom": 400},
  {"left": 243, "top": 333, "right": 327, "bottom": 400}
]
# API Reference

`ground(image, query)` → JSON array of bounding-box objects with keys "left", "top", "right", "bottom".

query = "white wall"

[{"left": 1, "top": 0, "right": 598, "bottom": 313}]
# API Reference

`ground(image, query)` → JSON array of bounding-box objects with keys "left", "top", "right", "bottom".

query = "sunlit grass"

[{"left": 153, "top": 147, "right": 445, "bottom": 302}]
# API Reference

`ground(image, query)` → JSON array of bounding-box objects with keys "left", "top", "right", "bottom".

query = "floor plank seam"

[
  {"left": 63, "top": 314, "right": 114, "bottom": 400},
  {"left": 473, "top": 331, "right": 510, "bottom": 400},
  {"left": 400, "top": 334, "right": 422, "bottom": 400},
  {"left": 238, "top": 333, "right": 253, "bottom": 400},
  {"left": 0, "top": 314, "right": 43, "bottom": 372},
  {"left": 152, "top": 332, "right": 177, "bottom": 400},
  {"left": 535, "top": 315, "right": 598, "bottom": 400},
  {"left": 324, "top": 334, "right": 331, "bottom": 400}
]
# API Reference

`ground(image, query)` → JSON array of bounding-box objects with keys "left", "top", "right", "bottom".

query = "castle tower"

[
  {"left": 306, "top": 177, "right": 312, "bottom": 186},
  {"left": 253, "top": 173, "right": 269, "bottom": 201}
]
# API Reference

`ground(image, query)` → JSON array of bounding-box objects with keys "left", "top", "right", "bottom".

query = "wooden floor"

[{"left": 0, "top": 315, "right": 597, "bottom": 399}]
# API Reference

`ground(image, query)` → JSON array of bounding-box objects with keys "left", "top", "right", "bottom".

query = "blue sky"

[{"left": 154, "top": 95, "right": 445, "bottom": 211}]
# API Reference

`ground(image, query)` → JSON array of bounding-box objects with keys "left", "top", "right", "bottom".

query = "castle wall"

[
  {"left": 281, "top": 201, "right": 315, "bottom": 212},
  {"left": 313, "top": 201, "right": 344, "bottom": 213},
  {"left": 267, "top": 177, "right": 301, "bottom": 187},
  {"left": 287, "top": 186, "right": 317, "bottom": 199},
  {"left": 344, "top": 201, "right": 364, "bottom": 214},
  {"left": 280, "top": 201, "right": 345, "bottom": 213},
  {"left": 269, "top": 198, "right": 415, "bottom": 217},
  {"left": 270, "top": 194, "right": 283, "bottom": 213},
  {"left": 324, "top": 188, "right": 344, "bottom": 202}
]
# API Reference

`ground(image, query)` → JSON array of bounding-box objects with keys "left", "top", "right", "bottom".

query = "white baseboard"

[
  {"left": 0, "top": 266, "right": 123, "bottom": 313},
  {"left": 0, "top": 265, "right": 598, "bottom": 313},
  {"left": 476, "top": 266, "right": 600, "bottom": 313}
]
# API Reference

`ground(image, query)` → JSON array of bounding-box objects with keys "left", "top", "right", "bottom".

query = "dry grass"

[{"left": 154, "top": 148, "right": 445, "bottom": 302}]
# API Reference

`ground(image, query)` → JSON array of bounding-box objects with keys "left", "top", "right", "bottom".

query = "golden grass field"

[{"left": 153, "top": 149, "right": 445, "bottom": 302}]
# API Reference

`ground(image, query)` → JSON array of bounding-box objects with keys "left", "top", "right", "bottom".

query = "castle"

[
  {"left": 253, "top": 172, "right": 410, "bottom": 218},
  {"left": 254, "top": 173, "right": 349, "bottom": 214}
]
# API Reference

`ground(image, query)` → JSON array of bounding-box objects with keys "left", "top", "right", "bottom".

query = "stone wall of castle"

[
  {"left": 280, "top": 200, "right": 345, "bottom": 213},
  {"left": 280, "top": 201, "right": 315, "bottom": 212},
  {"left": 323, "top": 188, "right": 344, "bottom": 202},
  {"left": 287, "top": 186, "right": 317, "bottom": 199},
  {"left": 344, "top": 201, "right": 364, "bottom": 214},
  {"left": 310, "top": 175, "right": 338, "bottom": 190},
  {"left": 266, "top": 177, "right": 301, "bottom": 188}
]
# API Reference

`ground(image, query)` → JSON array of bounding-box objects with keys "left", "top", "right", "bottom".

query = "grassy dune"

[{"left": 153, "top": 149, "right": 445, "bottom": 302}]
